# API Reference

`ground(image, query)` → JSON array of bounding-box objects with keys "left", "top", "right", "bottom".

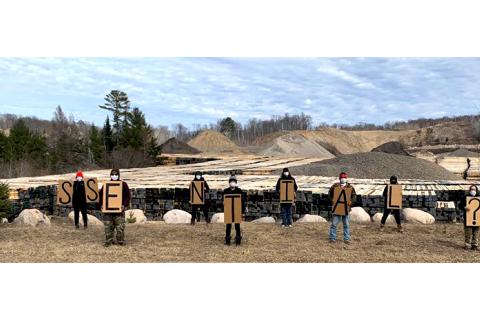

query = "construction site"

[{"left": 3, "top": 126, "right": 480, "bottom": 223}]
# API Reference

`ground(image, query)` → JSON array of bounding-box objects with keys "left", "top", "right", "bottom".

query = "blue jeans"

[
  {"left": 281, "top": 204, "right": 292, "bottom": 225},
  {"left": 329, "top": 215, "right": 350, "bottom": 241}
]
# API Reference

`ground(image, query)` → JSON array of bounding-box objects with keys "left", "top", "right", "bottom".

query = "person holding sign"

[
  {"left": 275, "top": 168, "right": 298, "bottom": 228},
  {"left": 99, "top": 169, "right": 131, "bottom": 247},
  {"left": 223, "top": 176, "right": 246, "bottom": 246},
  {"left": 189, "top": 171, "right": 210, "bottom": 225},
  {"left": 72, "top": 171, "right": 88, "bottom": 229},
  {"left": 328, "top": 172, "right": 357, "bottom": 244},
  {"left": 458, "top": 185, "right": 480, "bottom": 250},
  {"left": 380, "top": 176, "right": 403, "bottom": 233}
]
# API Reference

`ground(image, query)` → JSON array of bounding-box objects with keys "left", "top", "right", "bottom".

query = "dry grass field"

[{"left": 1, "top": 217, "right": 480, "bottom": 263}]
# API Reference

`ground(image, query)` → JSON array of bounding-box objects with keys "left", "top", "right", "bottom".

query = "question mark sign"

[{"left": 468, "top": 198, "right": 480, "bottom": 225}]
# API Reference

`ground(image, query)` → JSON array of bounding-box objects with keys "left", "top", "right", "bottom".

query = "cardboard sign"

[
  {"left": 387, "top": 184, "right": 402, "bottom": 209},
  {"left": 466, "top": 196, "right": 480, "bottom": 227},
  {"left": 279, "top": 179, "right": 295, "bottom": 204},
  {"left": 224, "top": 193, "right": 243, "bottom": 224},
  {"left": 332, "top": 186, "right": 353, "bottom": 215},
  {"left": 85, "top": 178, "right": 99, "bottom": 203},
  {"left": 57, "top": 180, "right": 73, "bottom": 206},
  {"left": 101, "top": 181, "right": 123, "bottom": 214},
  {"left": 190, "top": 181, "right": 205, "bottom": 205}
]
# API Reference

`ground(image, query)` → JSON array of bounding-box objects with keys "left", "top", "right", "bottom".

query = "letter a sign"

[{"left": 332, "top": 186, "right": 353, "bottom": 216}]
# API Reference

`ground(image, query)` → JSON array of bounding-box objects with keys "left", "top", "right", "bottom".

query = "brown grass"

[{"left": 1, "top": 218, "right": 480, "bottom": 263}]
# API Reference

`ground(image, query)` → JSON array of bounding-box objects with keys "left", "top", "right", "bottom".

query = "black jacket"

[
  {"left": 223, "top": 187, "right": 246, "bottom": 214},
  {"left": 192, "top": 176, "right": 210, "bottom": 192},
  {"left": 458, "top": 192, "right": 479, "bottom": 227},
  {"left": 72, "top": 180, "right": 87, "bottom": 208},
  {"left": 382, "top": 184, "right": 401, "bottom": 211},
  {"left": 275, "top": 176, "right": 298, "bottom": 193}
]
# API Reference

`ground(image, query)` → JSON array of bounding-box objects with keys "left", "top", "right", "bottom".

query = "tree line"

[{"left": 0, "top": 91, "right": 160, "bottom": 179}]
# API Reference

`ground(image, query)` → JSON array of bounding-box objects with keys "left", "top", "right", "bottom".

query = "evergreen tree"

[
  {"left": 98, "top": 90, "right": 131, "bottom": 146},
  {"left": 0, "top": 182, "right": 12, "bottom": 221},
  {"left": 102, "top": 116, "right": 114, "bottom": 152},
  {"left": 218, "top": 117, "right": 237, "bottom": 138},
  {"left": 88, "top": 124, "right": 103, "bottom": 165}
]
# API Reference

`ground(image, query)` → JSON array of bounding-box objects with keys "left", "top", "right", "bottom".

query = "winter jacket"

[
  {"left": 72, "top": 181, "right": 87, "bottom": 208},
  {"left": 275, "top": 176, "right": 298, "bottom": 193},
  {"left": 223, "top": 187, "right": 246, "bottom": 215}
]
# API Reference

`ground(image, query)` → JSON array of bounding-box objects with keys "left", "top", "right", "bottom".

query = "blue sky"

[{"left": 0, "top": 58, "right": 479, "bottom": 128}]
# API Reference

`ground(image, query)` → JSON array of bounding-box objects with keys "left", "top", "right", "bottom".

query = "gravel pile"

[
  {"left": 448, "top": 148, "right": 480, "bottom": 157},
  {"left": 371, "top": 141, "right": 410, "bottom": 156},
  {"left": 160, "top": 138, "right": 201, "bottom": 154},
  {"left": 278, "top": 152, "right": 460, "bottom": 180}
]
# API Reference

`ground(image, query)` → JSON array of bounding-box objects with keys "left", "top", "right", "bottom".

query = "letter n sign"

[{"left": 190, "top": 181, "right": 205, "bottom": 205}]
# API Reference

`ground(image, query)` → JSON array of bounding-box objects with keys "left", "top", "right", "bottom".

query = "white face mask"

[
  {"left": 196, "top": 175, "right": 201, "bottom": 180},
  {"left": 111, "top": 175, "right": 119, "bottom": 181},
  {"left": 340, "top": 178, "right": 347, "bottom": 185},
  {"left": 76, "top": 177, "right": 83, "bottom": 182},
  {"left": 470, "top": 190, "right": 477, "bottom": 196},
  {"left": 284, "top": 172, "right": 289, "bottom": 177},
  {"left": 229, "top": 182, "right": 237, "bottom": 188}
]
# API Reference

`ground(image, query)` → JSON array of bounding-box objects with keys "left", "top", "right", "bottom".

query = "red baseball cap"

[
  {"left": 76, "top": 171, "right": 84, "bottom": 178},
  {"left": 339, "top": 172, "right": 348, "bottom": 179}
]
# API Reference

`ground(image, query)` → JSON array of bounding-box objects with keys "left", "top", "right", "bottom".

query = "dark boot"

[
  {"left": 225, "top": 237, "right": 231, "bottom": 246},
  {"left": 75, "top": 224, "right": 80, "bottom": 229},
  {"left": 190, "top": 217, "right": 195, "bottom": 225},
  {"left": 235, "top": 236, "right": 242, "bottom": 246}
]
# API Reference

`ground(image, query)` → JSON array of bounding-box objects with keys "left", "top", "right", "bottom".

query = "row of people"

[{"left": 68, "top": 168, "right": 479, "bottom": 250}]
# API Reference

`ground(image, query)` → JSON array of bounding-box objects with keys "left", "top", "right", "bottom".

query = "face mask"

[
  {"left": 229, "top": 182, "right": 237, "bottom": 188},
  {"left": 470, "top": 190, "right": 476, "bottom": 196},
  {"left": 340, "top": 178, "right": 347, "bottom": 185},
  {"left": 284, "top": 172, "right": 289, "bottom": 177},
  {"left": 76, "top": 177, "right": 83, "bottom": 182},
  {"left": 111, "top": 175, "right": 119, "bottom": 181},
  {"left": 196, "top": 175, "right": 201, "bottom": 180}
]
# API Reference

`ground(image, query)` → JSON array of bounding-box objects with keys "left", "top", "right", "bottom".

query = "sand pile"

[
  {"left": 371, "top": 141, "right": 410, "bottom": 156},
  {"left": 278, "top": 152, "right": 459, "bottom": 180},
  {"left": 159, "top": 138, "right": 201, "bottom": 154},
  {"left": 448, "top": 148, "right": 479, "bottom": 157},
  {"left": 258, "top": 132, "right": 334, "bottom": 158},
  {"left": 188, "top": 130, "right": 242, "bottom": 154}
]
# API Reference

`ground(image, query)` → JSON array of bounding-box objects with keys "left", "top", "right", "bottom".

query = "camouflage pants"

[
  {"left": 464, "top": 227, "right": 479, "bottom": 247},
  {"left": 104, "top": 214, "right": 126, "bottom": 244}
]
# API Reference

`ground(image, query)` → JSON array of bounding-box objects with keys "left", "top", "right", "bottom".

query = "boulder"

[
  {"left": 211, "top": 213, "right": 224, "bottom": 224},
  {"left": 349, "top": 207, "right": 371, "bottom": 224},
  {"left": 13, "top": 209, "right": 51, "bottom": 227},
  {"left": 67, "top": 211, "right": 104, "bottom": 226},
  {"left": 296, "top": 214, "right": 327, "bottom": 223},
  {"left": 251, "top": 217, "right": 275, "bottom": 224},
  {"left": 402, "top": 208, "right": 435, "bottom": 224},
  {"left": 1, "top": 218, "right": 8, "bottom": 224},
  {"left": 125, "top": 209, "right": 147, "bottom": 224},
  {"left": 373, "top": 212, "right": 396, "bottom": 225},
  {"left": 163, "top": 209, "right": 192, "bottom": 224}
]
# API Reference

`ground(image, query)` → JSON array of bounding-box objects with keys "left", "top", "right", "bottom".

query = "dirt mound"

[
  {"left": 188, "top": 130, "right": 242, "bottom": 154},
  {"left": 159, "top": 138, "right": 201, "bottom": 154},
  {"left": 278, "top": 152, "right": 459, "bottom": 180},
  {"left": 254, "top": 128, "right": 414, "bottom": 155},
  {"left": 448, "top": 148, "right": 480, "bottom": 157},
  {"left": 258, "top": 132, "right": 334, "bottom": 158},
  {"left": 371, "top": 141, "right": 410, "bottom": 156}
]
